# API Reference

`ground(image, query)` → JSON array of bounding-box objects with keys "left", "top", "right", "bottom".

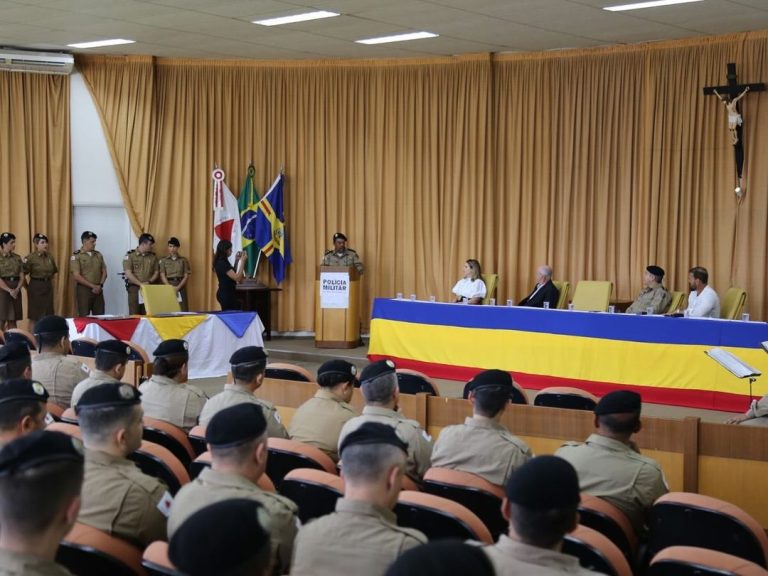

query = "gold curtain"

[
  {"left": 0, "top": 71, "right": 71, "bottom": 319},
  {"left": 77, "top": 30, "right": 768, "bottom": 328}
]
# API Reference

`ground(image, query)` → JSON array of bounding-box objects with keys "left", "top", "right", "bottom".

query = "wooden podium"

[{"left": 315, "top": 266, "right": 360, "bottom": 348}]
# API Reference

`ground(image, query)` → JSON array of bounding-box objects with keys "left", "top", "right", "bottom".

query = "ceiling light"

[
  {"left": 604, "top": 0, "right": 704, "bottom": 11},
  {"left": 356, "top": 31, "right": 438, "bottom": 45},
  {"left": 253, "top": 10, "right": 339, "bottom": 26},
  {"left": 67, "top": 39, "right": 135, "bottom": 49}
]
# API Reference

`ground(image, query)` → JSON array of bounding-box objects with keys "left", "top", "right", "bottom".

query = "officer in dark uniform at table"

[
  {"left": 71, "top": 231, "right": 107, "bottom": 317},
  {"left": 24, "top": 233, "right": 58, "bottom": 330},
  {"left": 321, "top": 232, "right": 364, "bottom": 274},
  {"left": 159, "top": 237, "right": 191, "bottom": 312},
  {"left": 123, "top": 233, "right": 159, "bottom": 315}
]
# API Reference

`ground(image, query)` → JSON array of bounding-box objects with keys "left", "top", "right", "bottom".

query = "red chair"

[
  {"left": 578, "top": 493, "right": 638, "bottom": 562},
  {"left": 129, "top": 441, "right": 190, "bottom": 495},
  {"left": 57, "top": 522, "right": 146, "bottom": 576},
  {"left": 142, "top": 541, "right": 181, "bottom": 576},
  {"left": 396, "top": 369, "right": 440, "bottom": 396},
  {"left": 266, "top": 437, "right": 337, "bottom": 489},
  {"left": 142, "top": 417, "right": 196, "bottom": 467},
  {"left": 563, "top": 525, "right": 633, "bottom": 576},
  {"left": 187, "top": 424, "right": 207, "bottom": 455},
  {"left": 395, "top": 491, "right": 493, "bottom": 544},
  {"left": 46, "top": 402, "right": 65, "bottom": 422},
  {"left": 279, "top": 468, "right": 345, "bottom": 523},
  {"left": 265, "top": 362, "right": 314, "bottom": 382},
  {"left": 649, "top": 546, "right": 768, "bottom": 576},
  {"left": 534, "top": 387, "right": 599, "bottom": 411}
]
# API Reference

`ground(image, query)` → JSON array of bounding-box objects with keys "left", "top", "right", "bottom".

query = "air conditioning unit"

[{"left": 0, "top": 49, "right": 74, "bottom": 75}]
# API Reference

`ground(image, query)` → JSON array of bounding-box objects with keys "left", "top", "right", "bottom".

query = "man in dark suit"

[{"left": 518, "top": 265, "right": 560, "bottom": 308}]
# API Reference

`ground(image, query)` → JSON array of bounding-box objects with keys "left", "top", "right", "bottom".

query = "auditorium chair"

[
  {"left": 266, "top": 437, "right": 337, "bottom": 489},
  {"left": 481, "top": 273, "right": 498, "bottom": 305},
  {"left": 647, "top": 492, "right": 768, "bottom": 567},
  {"left": 57, "top": 522, "right": 145, "bottom": 576},
  {"left": 142, "top": 417, "right": 196, "bottom": 467},
  {"left": 46, "top": 421, "right": 81, "bottom": 438},
  {"left": 462, "top": 376, "right": 528, "bottom": 405},
  {"left": 396, "top": 368, "right": 440, "bottom": 396},
  {"left": 140, "top": 285, "right": 181, "bottom": 316},
  {"left": 395, "top": 491, "right": 493, "bottom": 544},
  {"left": 578, "top": 493, "right": 638, "bottom": 562},
  {"left": 721, "top": 287, "right": 747, "bottom": 320},
  {"left": 3, "top": 328, "right": 36, "bottom": 350},
  {"left": 553, "top": 280, "right": 570, "bottom": 309},
  {"left": 563, "top": 525, "right": 633, "bottom": 576},
  {"left": 142, "top": 541, "right": 181, "bottom": 576},
  {"left": 534, "top": 387, "right": 599, "bottom": 411},
  {"left": 665, "top": 291, "right": 687, "bottom": 314},
  {"left": 649, "top": 546, "right": 768, "bottom": 576},
  {"left": 122, "top": 340, "right": 150, "bottom": 363},
  {"left": 422, "top": 467, "right": 506, "bottom": 541},
  {"left": 187, "top": 424, "right": 207, "bottom": 455},
  {"left": 128, "top": 441, "right": 190, "bottom": 495},
  {"left": 571, "top": 281, "right": 613, "bottom": 312},
  {"left": 46, "top": 402, "right": 65, "bottom": 422},
  {"left": 279, "top": 468, "right": 345, "bottom": 523},
  {"left": 188, "top": 451, "right": 276, "bottom": 492},
  {"left": 70, "top": 337, "right": 100, "bottom": 358},
  {"left": 265, "top": 362, "right": 314, "bottom": 382},
  {"left": 60, "top": 407, "right": 79, "bottom": 425}
]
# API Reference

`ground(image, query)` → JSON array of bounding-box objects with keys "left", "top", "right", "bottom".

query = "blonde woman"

[{"left": 452, "top": 259, "right": 486, "bottom": 305}]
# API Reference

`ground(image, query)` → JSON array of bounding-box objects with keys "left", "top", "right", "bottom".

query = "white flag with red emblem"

[{"left": 212, "top": 167, "right": 242, "bottom": 266}]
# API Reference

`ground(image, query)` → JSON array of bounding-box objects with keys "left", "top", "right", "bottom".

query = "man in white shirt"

[{"left": 685, "top": 266, "right": 720, "bottom": 318}]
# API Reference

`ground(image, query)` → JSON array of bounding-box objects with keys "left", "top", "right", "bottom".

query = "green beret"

[
  {"left": 206, "top": 403, "right": 266, "bottom": 448},
  {"left": 359, "top": 359, "right": 396, "bottom": 386},
  {"left": 0, "top": 379, "right": 48, "bottom": 405},
  {"left": 75, "top": 383, "right": 140, "bottom": 414},
  {"left": 0, "top": 430, "right": 83, "bottom": 477},
  {"left": 153, "top": 339, "right": 189, "bottom": 358},
  {"left": 340, "top": 422, "right": 408, "bottom": 455},
  {"left": 594, "top": 390, "right": 641, "bottom": 416},
  {"left": 229, "top": 346, "right": 268, "bottom": 366},
  {"left": 506, "top": 455, "right": 580, "bottom": 510}
]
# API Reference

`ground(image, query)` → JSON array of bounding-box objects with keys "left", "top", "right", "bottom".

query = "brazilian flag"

[{"left": 238, "top": 164, "right": 260, "bottom": 276}]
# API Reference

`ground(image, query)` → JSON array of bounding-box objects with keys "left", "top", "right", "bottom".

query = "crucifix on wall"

[{"left": 703, "top": 63, "right": 764, "bottom": 198}]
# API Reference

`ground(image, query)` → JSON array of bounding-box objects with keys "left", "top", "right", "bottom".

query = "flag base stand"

[{"left": 240, "top": 278, "right": 268, "bottom": 288}]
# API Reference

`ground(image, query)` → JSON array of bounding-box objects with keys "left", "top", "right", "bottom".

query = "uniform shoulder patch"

[
  {"left": 346, "top": 248, "right": 357, "bottom": 254},
  {"left": 156, "top": 490, "right": 173, "bottom": 517},
  {"left": 72, "top": 250, "right": 81, "bottom": 255},
  {"left": 324, "top": 249, "right": 333, "bottom": 255}
]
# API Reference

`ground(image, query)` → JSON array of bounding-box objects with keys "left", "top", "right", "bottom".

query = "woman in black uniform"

[{"left": 213, "top": 240, "right": 247, "bottom": 310}]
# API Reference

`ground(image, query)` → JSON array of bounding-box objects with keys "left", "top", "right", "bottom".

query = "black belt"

[
  {"left": 30, "top": 277, "right": 51, "bottom": 281},
  {"left": 1, "top": 277, "right": 18, "bottom": 281}
]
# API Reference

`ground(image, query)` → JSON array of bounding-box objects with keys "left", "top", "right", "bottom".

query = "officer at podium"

[{"left": 321, "top": 232, "right": 364, "bottom": 274}]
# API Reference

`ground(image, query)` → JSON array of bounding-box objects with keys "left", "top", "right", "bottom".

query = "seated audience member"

[
  {"left": 338, "top": 360, "right": 432, "bottom": 483},
  {"left": 518, "top": 265, "right": 559, "bottom": 309},
  {"left": 626, "top": 265, "right": 672, "bottom": 314},
  {"left": 385, "top": 541, "right": 496, "bottom": 576},
  {"left": 452, "top": 259, "right": 487, "bottom": 304},
  {"left": 76, "top": 383, "right": 172, "bottom": 547},
  {"left": 169, "top": 499, "right": 273, "bottom": 576},
  {"left": 288, "top": 359, "right": 360, "bottom": 461},
  {"left": 292, "top": 422, "right": 427, "bottom": 576},
  {"left": 70, "top": 340, "right": 130, "bottom": 407},
  {"left": 482, "top": 456, "right": 601, "bottom": 575},
  {"left": 431, "top": 369, "right": 532, "bottom": 486},
  {"left": 0, "top": 379, "right": 49, "bottom": 448},
  {"left": 555, "top": 390, "right": 668, "bottom": 536},
  {"left": 685, "top": 266, "right": 720, "bottom": 318},
  {"left": 138, "top": 339, "right": 206, "bottom": 431},
  {"left": 725, "top": 394, "right": 768, "bottom": 427},
  {"left": 0, "top": 430, "right": 85, "bottom": 576},
  {"left": 32, "top": 315, "right": 89, "bottom": 408},
  {"left": 169, "top": 403, "right": 298, "bottom": 574},
  {"left": 199, "top": 346, "right": 288, "bottom": 438},
  {"left": 0, "top": 343, "right": 32, "bottom": 382}
]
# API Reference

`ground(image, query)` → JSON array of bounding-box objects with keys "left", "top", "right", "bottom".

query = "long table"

[
  {"left": 368, "top": 298, "right": 768, "bottom": 412},
  {"left": 67, "top": 312, "right": 264, "bottom": 379}
]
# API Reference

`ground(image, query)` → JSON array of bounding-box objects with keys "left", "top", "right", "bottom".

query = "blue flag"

[{"left": 254, "top": 172, "right": 292, "bottom": 284}]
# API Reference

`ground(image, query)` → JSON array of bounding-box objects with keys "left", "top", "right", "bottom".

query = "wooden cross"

[{"left": 703, "top": 63, "right": 764, "bottom": 192}]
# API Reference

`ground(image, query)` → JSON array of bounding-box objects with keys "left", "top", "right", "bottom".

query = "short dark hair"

[
  {"left": 598, "top": 412, "right": 640, "bottom": 434},
  {"left": 509, "top": 502, "right": 577, "bottom": 548},
  {"left": 210, "top": 437, "right": 262, "bottom": 465},
  {"left": 153, "top": 355, "right": 186, "bottom": 379},
  {"left": 317, "top": 372, "right": 354, "bottom": 388},
  {"left": 35, "top": 331, "right": 68, "bottom": 351},
  {"left": 689, "top": 267, "right": 709, "bottom": 284},
  {"left": 473, "top": 386, "right": 509, "bottom": 418},
  {"left": 79, "top": 404, "right": 139, "bottom": 444},
  {"left": 341, "top": 443, "right": 405, "bottom": 484},
  {"left": 232, "top": 362, "right": 266, "bottom": 384},
  {"left": 0, "top": 400, "right": 44, "bottom": 432},
  {"left": 94, "top": 349, "right": 128, "bottom": 372},
  {"left": 0, "top": 358, "right": 31, "bottom": 381}
]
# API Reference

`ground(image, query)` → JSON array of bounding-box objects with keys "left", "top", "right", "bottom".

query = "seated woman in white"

[{"left": 452, "top": 259, "right": 487, "bottom": 305}]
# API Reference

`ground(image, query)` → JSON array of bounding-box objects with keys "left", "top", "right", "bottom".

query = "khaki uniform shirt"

[
  {"left": 0, "top": 252, "right": 23, "bottom": 278},
  {"left": 70, "top": 370, "right": 121, "bottom": 408},
  {"left": 123, "top": 250, "right": 159, "bottom": 284},
  {"left": 626, "top": 284, "right": 672, "bottom": 314},
  {"left": 168, "top": 468, "right": 298, "bottom": 573},
  {"left": 70, "top": 250, "right": 105, "bottom": 284},
  {"left": 24, "top": 251, "right": 58, "bottom": 279},
  {"left": 291, "top": 499, "right": 426, "bottom": 576},
  {"left": 483, "top": 535, "right": 602, "bottom": 575},
  {"left": 738, "top": 394, "right": 768, "bottom": 426},
  {"left": 288, "top": 388, "right": 359, "bottom": 461},
  {"left": 139, "top": 375, "right": 207, "bottom": 431},
  {"left": 0, "top": 550, "right": 73, "bottom": 576},
  {"left": 339, "top": 406, "right": 433, "bottom": 481},
  {"left": 555, "top": 434, "right": 668, "bottom": 535},
  {"left": 32, "top": 352, "right": 90, "bottom": 408},
  {"left": 79, "top": 449, "right": 171, "bottom": 548},
  {"left": 431, "top": 417, "right": 533, "bottom": 487},
  {"left": 198, "top": 384, "right": 288, "bottom": 438},
  {"left": 158, "top": 255, "right": 190, "bottom": 280},
  {"left": 321, "top": 248, "right": 364, "bottom": 274}
]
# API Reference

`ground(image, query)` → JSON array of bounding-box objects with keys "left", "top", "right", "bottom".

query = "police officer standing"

[
  {"left": 159, "top": 237, "right": 191, "bottom": 312},
  {"left": 71, "top": 231, "right": 107, "bottom": 317},
  {"left": 0, "top": 232, "right": 25, "bottom": 331},
  {"left": 321, "top": 232, "right": 364, "bottom": 274},
  {"left": 24, "top": 233, "right": 58, "bottom": 330},
  {"left": 123, "top": 233, "right": 159, "bottom": 315}
]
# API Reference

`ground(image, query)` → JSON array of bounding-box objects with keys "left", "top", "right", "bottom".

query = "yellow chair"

[
  {"left": 665, "top": 291, "right": 686, "bottom": 314},
  {"left": 140, "top": 285, "right": 181, "bottom": 315},
  {"left": 571, "top": 281, "right": 613, "bottom": 312},
  {"left": 721, "top": 287, "right": 747, "bottom": 320},
  {"left": 481, "top": 274, "right": 498, "bottom": 305},
  {"left": 552, "top": 281, "right": 570, "bottom": 309}
]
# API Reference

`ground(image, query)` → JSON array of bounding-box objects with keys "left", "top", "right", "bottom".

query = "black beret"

[
  {"left": 75, "top": 382, "right": 140, "bottom": 413},
  {"left": 0, "top": 232, "right": 15, "bottom": 242},
  {"left": 0, "top": 431, "right": 83, "bottom": 477},
  {"left": 384, "top": 541, "right": 496, "bottom": 576},
  {"left": 169, "top": 499, "right": 271, "bottom": 576},
  {"left": 206, "top": 403, "right": 267, "bottom": 448},
  {"left": 506, "top": 455, "right": 580, "bottom": 509},
  {"left": 96, "top": 340, "right": 131, "bottom": 358},
  {"left": 359, "top": 359, "right": 396, "bottom": 386},
  {"left": 647, "top": 265, "right": 665, "bottom": 279},
  {"left": 34, "top": 315, "right": 69, "bottom": 336},
  {"left": 0, "top": 343, "right": 31, "bottom": 364},
  {"left": 333, "top": 232, "right": 347, "bottom": 242},
  {"left": 139, "top": 233, "right": 155, "bottom": 244},
  {"left": 80, "top": 231, "right": 97, "bottom": 241},
  {"left": 340, "top": 422, "right": 408, "bottom": 455},
  {"left": 466, "top": 369, "right": 512, "bottom": 392},
  {"left": 0, "top": 379, "right": 48, "bottom": 405},
  {"left": 33, "top": 233, "right": 48, "bottom": 243},
  {"left": 229, "top": 346, "right": 268, "bottom": 366},
  {"left": 153, "top": 339, "right": 189, "bottom": 358},
  {"left": 168, "top": 237, "right": 181, "bottom": 247},
  {"left": 595, "top": 390, "right": 641, "bottom": 415},
  {"left": 318, "top": 359, "right": 357, "bottom": 383}
]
